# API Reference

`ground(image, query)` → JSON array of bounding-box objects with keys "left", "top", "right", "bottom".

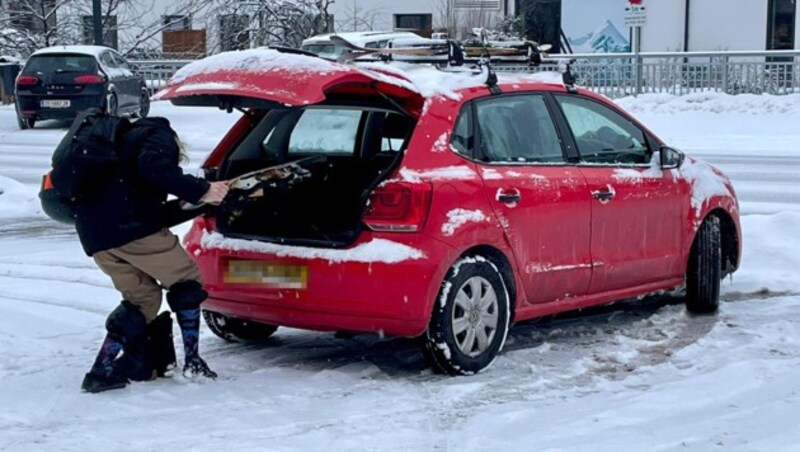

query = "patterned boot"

[
  {"left": 167, "top": 281, "right": 217, "bottom": 379},
  {"left": 81, "top": 301, "right": 151, "bottom": 392},
  {"left": 81, "top": 335, "right": 127, "bottom": 393}
]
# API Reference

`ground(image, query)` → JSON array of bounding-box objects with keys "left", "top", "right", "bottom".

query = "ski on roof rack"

[
  {"left": 331, "top": 35, "right": 464, "bottom": 66},
  {"left": 329, "top": 35, "right": 552, "bottom": 68}
]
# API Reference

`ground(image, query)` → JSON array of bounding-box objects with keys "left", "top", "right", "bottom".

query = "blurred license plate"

[
  {"left": 41, "top": 100, "right": 70, "bottom": 108},
  {"left": 224, "top": 260, "right": 308, "bottom": 289}
]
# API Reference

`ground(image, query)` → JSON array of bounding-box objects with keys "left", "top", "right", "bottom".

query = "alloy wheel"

[{"left": 451, "top": 276, "right": 499, "bottom": 358}]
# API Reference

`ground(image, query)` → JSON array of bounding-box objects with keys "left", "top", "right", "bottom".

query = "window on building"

[
  {"left": 454, "top": 1, "right": 501, "bottom": 9},
  {"left": 219, "top": 14, "right": 250, "bottom": 51},
  {"left": 517, "top": 0, "right": 561, "bottom": 53},
  {"left": 163, "top": 15, "right": 191, "bottom": 31},
  {"left": 82, "top": 15, "right": 118, "bottom": 49},
  {"left": 8, "top": 0, "right": 57, "bottom": 33},
  {"left": 393, "top": 14, "right": 432, "bottom": 31},
  {"left": 767, "top": 0, "right": 796, "bottom": 50}
]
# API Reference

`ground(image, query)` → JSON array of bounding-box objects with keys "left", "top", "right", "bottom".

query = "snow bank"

[
  {"left": 615, "top": 92, "right": 800, "bottom": 115},
  {"left": 725, "top": 211, "right": 800, "bottom": 294},
  {"left": 0, "top": 176, "right": 41, "bottom": 219}
]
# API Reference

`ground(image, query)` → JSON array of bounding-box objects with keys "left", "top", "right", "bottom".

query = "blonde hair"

[{"left": 175, "top": 136, "right": 189, "bottom": 165}]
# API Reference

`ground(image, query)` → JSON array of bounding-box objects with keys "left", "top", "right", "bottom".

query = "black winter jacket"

[{"left": 74, "top": 117, "right": 210, "bottom": 256}]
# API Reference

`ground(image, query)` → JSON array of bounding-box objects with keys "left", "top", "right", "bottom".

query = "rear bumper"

[
  {"left": 16, "top": 94, "right": 104, "bottom": 120},
  {"left": 187, "top": 223, "right": 455, "bottom": 337}
]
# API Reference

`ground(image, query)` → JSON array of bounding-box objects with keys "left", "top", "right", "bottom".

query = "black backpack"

[{"left": 50, "top": 108, "right": 130, "bottom": 199}]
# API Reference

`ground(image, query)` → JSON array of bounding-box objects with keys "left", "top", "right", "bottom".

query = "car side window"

[
  {"left": 111, "top": 52, "right": 131, "bottom": 70},
  {"left": 99, "top": 52, "right": 117, "bottom": 69},
  {"left": 556, "top": 96, "right": 650, "bottom": 164},
  {"left": 450, "top": 105, "right": 472, "bottom": 156},
  {"left": 475, "top": 95, "right": 564, "bottom": 163}
]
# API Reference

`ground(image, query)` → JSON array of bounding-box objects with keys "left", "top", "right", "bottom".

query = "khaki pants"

[{"left": 93, "top": 229, "right": 202, "bottom": 323}]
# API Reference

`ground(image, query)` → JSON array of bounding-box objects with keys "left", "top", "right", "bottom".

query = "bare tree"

[
  {"left": 0, "top": 0, "right": 147, "bottom": 57},
  {"left": 118, "top": 0, "right": 212, "bottom": 57},
  {"left": 0, "top": 0, "right": 76, "bottom": 57},
  {"left": 432, "top": 0, "right": 457, "bottom": 38},
  {"left": 433, "top": 1, "right": 509, "bottom": 40},
  {"left": 336, "top": 0, "right": 381, "bottom": 33},
  {"left": 206, "top": 0, "right": 334, "bottom": 52}
]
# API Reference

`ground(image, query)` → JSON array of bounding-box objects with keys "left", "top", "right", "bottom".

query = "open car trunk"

[
  {"left": 153, "top": 48, "right": 426, "bottom": 247},
  {"left": 213, "top": 104, "right": 416, "bottom": 247}
]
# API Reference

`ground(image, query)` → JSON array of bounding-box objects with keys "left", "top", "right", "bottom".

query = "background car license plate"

[
  {"left": 224, "top": 260, "right": 308, "bottom": 289},
  {"left": 41, "top": 100, "right": 70, "bottom": 108}
]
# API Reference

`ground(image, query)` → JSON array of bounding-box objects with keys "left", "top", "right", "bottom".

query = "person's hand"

[{"left": 199, "top": 181, "right": 230, "bottom": 205}]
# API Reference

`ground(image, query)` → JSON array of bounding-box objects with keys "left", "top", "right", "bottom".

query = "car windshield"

[{"left": 24, "top": 55, "right": 97, "bottom": 74}]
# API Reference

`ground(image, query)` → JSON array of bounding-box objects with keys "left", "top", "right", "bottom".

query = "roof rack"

[
  {"left": 269, "top": 36, "right": 560, "bottom": 94},
  {"left": 327, "top": 34, "right": 553, "bottom": 93}
]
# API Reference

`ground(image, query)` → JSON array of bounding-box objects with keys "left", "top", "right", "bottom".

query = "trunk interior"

[{"left": 214, "top": 104, "right": 416, "bottom": 247}]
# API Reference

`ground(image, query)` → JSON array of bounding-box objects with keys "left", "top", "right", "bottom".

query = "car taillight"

[
  {"left": 195, "top": 215, "right": 217, "bottom": 232},
  {"left": 16, "top": 75, "right": 39, "bottom": 87},
  {"left": 364, "top": 182, "right": 432, "bottom": 232},
  {"left": 73, "top": 74, "right": 104, "bottom": 84}
]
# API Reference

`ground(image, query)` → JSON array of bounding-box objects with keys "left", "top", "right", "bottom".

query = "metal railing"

[
  {"left": 131, "top": 50, "right": 800, "bottom": 99},
  {"left": 130, "top": 60, "right": 192, "bottom": 94},
  {"left": 510, "top": 50, "right": 800, "bottom": 98}
]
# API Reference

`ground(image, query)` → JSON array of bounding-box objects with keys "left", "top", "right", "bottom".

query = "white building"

[
  {"left": 555, "top": 0, "right": 798, "bottom": 54},
  {"left": 641, "top": 0, "right": 799, "bottom": 52},
  {"left": 117, "top": 0, "right": 517, "bottom": 57}
]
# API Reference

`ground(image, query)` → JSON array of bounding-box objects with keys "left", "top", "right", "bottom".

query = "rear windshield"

[{"left": 24, "top": 55, "right": 97, "bottom": 74}]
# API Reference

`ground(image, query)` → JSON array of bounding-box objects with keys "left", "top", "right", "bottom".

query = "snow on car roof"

[
  {"left": 162, "top": 48, "right": 566, "bottom": 102},
  {"left": 167, "top": 48, "right": 343, "bottom": 86},
  {"left": 30, "top": 45, "right": 111, "bottom": 58}
]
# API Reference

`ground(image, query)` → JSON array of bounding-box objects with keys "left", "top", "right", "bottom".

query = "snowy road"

[{"left": 1, "top": 95, "right": 800, "bottom": 451}]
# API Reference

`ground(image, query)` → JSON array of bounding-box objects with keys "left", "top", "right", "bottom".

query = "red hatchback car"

[{"left": 155, "top": 49, "right": 741, "bottom": 375}]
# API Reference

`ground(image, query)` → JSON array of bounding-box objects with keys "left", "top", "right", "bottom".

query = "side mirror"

[{"left": 660, "top": 146, "right": 684, "bottom": 169}]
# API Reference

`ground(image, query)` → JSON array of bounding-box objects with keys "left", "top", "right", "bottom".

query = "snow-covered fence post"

[{"left": 721, "top": 55, "right": 729, "bottom": 94}]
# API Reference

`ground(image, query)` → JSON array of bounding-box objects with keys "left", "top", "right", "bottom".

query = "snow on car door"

[
  {"left": 554, "top": 95, "right": 686, "bottom": 293},
  {"left": 473, "top": 93, "right": 592, "bottom": 304}
]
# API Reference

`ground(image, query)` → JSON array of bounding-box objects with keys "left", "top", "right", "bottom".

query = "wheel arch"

[
  {"left": 691, "top": 208, "right": 740, "bottom": 277},
  {"left": 712, "top": 208, "right": 740, "bottom": 276},
  {"left": 457, "top": 244, "right": 518, "bottom": 325}
]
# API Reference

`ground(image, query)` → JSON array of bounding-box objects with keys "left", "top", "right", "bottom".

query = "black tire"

[
  {"left": 422, "top": 256, "right": 511, "bottom": 375},
  {"left": 106, "top": 93, "right": 118, "bottom": 116},
  {"left": 686, "top": 216, "right": 722, "bottom": 314},
  {"left": 17, "top": 114, "right": 34, "bottom": 129},
  {"left": 134, "top": 90, "right": 150, "bottom": 118},
  {"left": 202, "top": 310, "right": 278, "bottom": 342}
]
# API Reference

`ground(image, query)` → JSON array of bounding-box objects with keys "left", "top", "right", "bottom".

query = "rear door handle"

[
  {"left": 591, "top": 186, "right": 616, "bottom": 203},
  {"left": 497, "top": 189, "right": 521, "bottom": 204}
]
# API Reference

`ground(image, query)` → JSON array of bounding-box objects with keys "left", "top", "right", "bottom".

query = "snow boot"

[
  {"left": 82, "top": 336, "right": 127, "bottom": 393},
  {"left": 167, "top": 281, "right": 217, "bottom": 379},
  {"left": 148, "top": 311, "right": 177, "bottom": 377},
  {"left": 82, "top": 301, "right": 152, "bottom": 393}
]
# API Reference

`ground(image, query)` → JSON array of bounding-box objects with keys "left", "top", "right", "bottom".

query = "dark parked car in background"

[{"left": 14, "top": 45, "right": 149, "bottom": 129}]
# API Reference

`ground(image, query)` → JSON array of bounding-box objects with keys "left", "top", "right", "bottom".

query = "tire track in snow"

[
  {"left": 0, "top": 264, "right": 110, "bottom": 289},
  {"left": 0, "top": 291, "right": 108, "bottom": 316}
]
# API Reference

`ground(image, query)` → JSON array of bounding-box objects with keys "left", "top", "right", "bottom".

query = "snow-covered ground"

[{"left": 1, "top": 93, "right": 800, "bottom": 451}]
